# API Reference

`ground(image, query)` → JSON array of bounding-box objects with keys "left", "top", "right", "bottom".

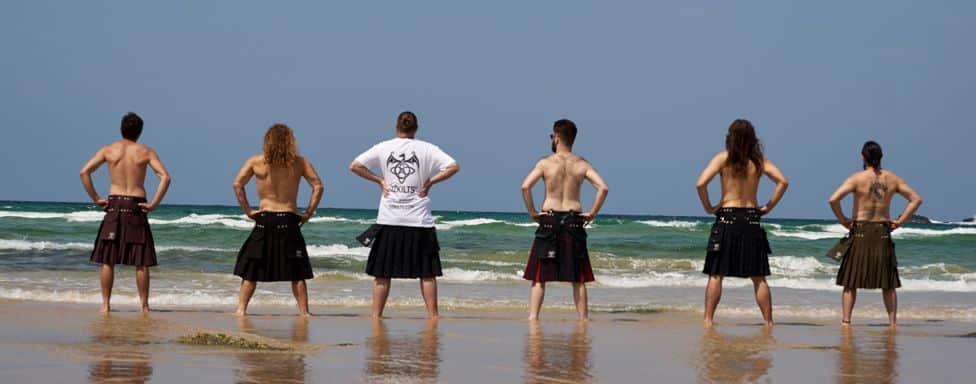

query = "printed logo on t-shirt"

[{"left": 387, "top": 152, "right": 419, "bottom": 183}]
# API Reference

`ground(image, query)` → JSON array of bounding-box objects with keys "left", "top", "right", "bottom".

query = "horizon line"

[{"left": 0, "top": 198, "right": 950, "bottom": 223}]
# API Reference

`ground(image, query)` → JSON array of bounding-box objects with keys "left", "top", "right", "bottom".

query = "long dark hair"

[{"left": 725, "top": 119, "right": 764, "bottom": 176}]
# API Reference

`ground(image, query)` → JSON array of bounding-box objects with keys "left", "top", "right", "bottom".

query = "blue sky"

[{"left": 1, "top": 1, "right": 973, "bottom": 220}]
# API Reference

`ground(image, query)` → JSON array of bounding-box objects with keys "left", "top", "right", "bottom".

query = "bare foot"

[
  {"left": 100, "top": 305, "right": 111, "bottom": 314},
  {"left": 528, "top": 316, "right": 539, "bottom": 321},
  {"left": 235, "top": 308, "right": 247, "bottom": 316},
  {"left": 703, "top": 319, "right": 714, "bottom": 328},
  {"left": 140, "top": 306, "right": 151, "bottom": 314},
  {"left": 428, "top": 314, "right": 440, "bottom": 320},
  {"left": 299, "top": 311, "right": 311, "bottom": 317},
  {"left": 841, "top": 320, "right": 852, "bottom": 327}
]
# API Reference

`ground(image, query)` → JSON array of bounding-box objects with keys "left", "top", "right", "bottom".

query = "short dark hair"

[
  {"left": 120, "top": 112, "right": 143, "bottom": 141},
  {"left": 862, "top": 141, "right": 883, "bottom": 169},
  {"left": 553, "top": 119, "right": 577, "bottom": 146},
  {"left": 396, "top": 111, "right": 418, "bottom": 134}
]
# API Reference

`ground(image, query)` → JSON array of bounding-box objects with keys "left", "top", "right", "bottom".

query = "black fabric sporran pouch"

[{"left": 356, "top": 224, "right": 383, "bottom": 247}]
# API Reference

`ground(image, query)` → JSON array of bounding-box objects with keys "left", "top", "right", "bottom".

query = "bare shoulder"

[
  {"left": 247, "top": 154, "right": 265, "bottom": 166},
  {"left": 575, "top": 154, "right": 593, "bottom": 168},
  {"left": 713, "top": 151, "right": 729, "bottom": 163},
  {"left": 296, "top": 155, "right": 314, "bottom": 168},
  {"left": 137, "top": 143, "right": 157, "bottom": 156},
  {"left": 706, "top": 151, "right": 727, "bottom": 170},
  {"left": 536, "top": 155, "right": 554, "bottom": 166},
  {"left": 102, "top": 141, "right": 122, "bottom": 152},
  {"left": 882, "top": 169, "right": 905, "bottom": 184}
]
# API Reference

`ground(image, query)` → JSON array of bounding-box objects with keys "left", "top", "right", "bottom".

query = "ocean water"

[{"left": 1, "top": 201, "right": 974, "bottom": 321}]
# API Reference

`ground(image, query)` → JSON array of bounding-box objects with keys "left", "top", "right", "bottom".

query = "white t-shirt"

[{"left": 354, "top": 138, "right": 456, "bottom": 228}]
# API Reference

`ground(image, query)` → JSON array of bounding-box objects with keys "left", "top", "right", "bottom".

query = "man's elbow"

[
  {"left": 914, "top": 196, "right": 924, "bottom": 206},
  {"left": 447, "top": 163, "right": 460, "bottom": 175},
  {"left": 600, "top": 185, "right": 610, "bottom": 195},
  {"left": 780, "top": 179, "right": 790, "bottom": 189},
  {"left": 232, "top": 182, "right": 245, "bottom": 191}
]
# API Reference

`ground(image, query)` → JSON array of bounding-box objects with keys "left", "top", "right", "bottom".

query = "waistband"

[
  {"left": 108, "top": 195, "right": 147, "bottom": 202},
  {"left": 256, "top": 211, "right": 299, "bottom": 217},
  {"left": 253, "top": 212, "right": 301, "bottom": 229},
  {"left": 715, "top": 207, "right": 761, "bottom": 224},
  {"left": 543, "top": 210, "right": 580, "bottom": 217}
]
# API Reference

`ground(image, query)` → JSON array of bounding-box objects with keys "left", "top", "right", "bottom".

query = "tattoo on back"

[
  {"left": 865, "top": 174, "right": 888, "bottom": 218},
  {"left": 869, "top": 178, "right": 888, "bottom": 201}
]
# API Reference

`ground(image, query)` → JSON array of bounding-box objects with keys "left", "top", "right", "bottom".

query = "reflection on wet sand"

[
  {"left": 524, "top": 321, "right": 593, "bottom": 384},
  {"left": 696, "top": 326, "right": 774, "bottom": 383},
  {"left": 837, "top": 327, "right": 898, "bottom": 383},
  {"left": 87, "top": 314, "right": 155, "bottom": 384},
  {"left": 234, "top": 316, "right": 308, "bottom": 384},
  {"left": 364, "top": 318, "right": 441, "bottom": 383}
]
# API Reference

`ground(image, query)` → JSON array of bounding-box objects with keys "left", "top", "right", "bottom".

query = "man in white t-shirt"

[{"left": 349, "top": 111, "right": 460, "bottom": 319}]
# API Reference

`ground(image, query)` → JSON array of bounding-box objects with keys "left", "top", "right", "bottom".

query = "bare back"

[
  {"left": 538, "top": 153, "right": 591, "bottom": 212},
  {"left": 849, "top": 169, "right": 902, "bottom": 222},
  {"left": 696, "top": 151, "right": 789, "bottom": 215},
  {"left": 103, "top": 141, "right": 154, "bottom": 197},
  {"left": 718, "top": 161, "right": 763, "bottom": 208},
  {"left": 248, "top": 155, "right": 306, "bottom": 212}
]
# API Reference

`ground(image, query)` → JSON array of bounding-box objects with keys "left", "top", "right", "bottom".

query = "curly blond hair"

[{"left": 263, "top": 124, "right": 298, "bottom": 166}]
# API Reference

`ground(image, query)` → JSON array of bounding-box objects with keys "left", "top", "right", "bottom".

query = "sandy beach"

[{"left": 0, "top": 299, "right": 972, "bottom": 383}]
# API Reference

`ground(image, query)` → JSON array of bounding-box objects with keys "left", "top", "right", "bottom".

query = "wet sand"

[{"left": 0, "top": 299, "right": 973, "bottom": 383}]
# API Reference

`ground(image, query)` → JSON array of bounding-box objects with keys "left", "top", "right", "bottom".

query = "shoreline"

[{"left": 1, "top": 299, "right": 974, "bottom": 382}]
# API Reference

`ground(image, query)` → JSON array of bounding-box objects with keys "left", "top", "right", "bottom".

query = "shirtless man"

[
  {"left": 80, "top": 112, "right": 171, "bottom": 313},
  {"left": 829, "top": 141, "right": 921, "bottom": 327},
  {"left": 520, "top": 119, "right": 609, "bottom": 321},
  {"left": 232, "top": 124, "right": 324, "bottom": 316},
  {"left": 696, "top": 119, "right": 788, "bottom": 327}
]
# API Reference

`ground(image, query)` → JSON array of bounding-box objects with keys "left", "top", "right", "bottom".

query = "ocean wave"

[
  {"left": 149, "top": 214, "right": 253, "bottom": 229},
  {"left": 637, "top": 220, "right": 702, "bottom": 229},
  {"left": 768, "top": 256, "right": 836, "bottom": 276},
  {"left": 0, "top": 210, "right": 104, "bottom": 222},
  {"left": 593, "top": 273, "right": 976, "bottom": 292},
  {"left": 307, "top": 244, "right": 371, "bottom": 260},
  {"left": 894, "top": 227, "right": 976, "bottom": 237},
  {"left": 440, "top": 268, "right": 521, "bottom": 282},
  {"left": 308, "top": 216, "right": 373, "bottom": 225},
  {"left": 770, "top": 223, "right": 976, "bottom": 239},
  {"left": 0, "top": 239, "right": 233, "bottom": 253},
  {"left": 435, "top": 218, "right": 536, "bottom": 230},
  {"left": 1, "top": 286, "right": 975, "bottom": 320},
  {"left": 0, "top": 239, "right": 92, "bottom": 251},
  {"left": 436, "top": 218, "right": 504, "bottom": 230},
  {"left": 769, "top": 224, "right": 848, "bottom": 240}
]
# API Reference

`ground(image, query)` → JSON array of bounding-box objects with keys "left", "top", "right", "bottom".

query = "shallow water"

[{"left": 1, "top": 201, "right": 975, "bottom": 321}]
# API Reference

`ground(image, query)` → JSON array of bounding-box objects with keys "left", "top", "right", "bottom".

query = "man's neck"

[
  {"left": 396, "top": 132, "right": 415, "bottom": 139},
  {"left": 120, "top": 138, "right": 138, "bottom": 144},
  {"left": 555, "top": 146, "right": 573, "bottom": 154}
]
